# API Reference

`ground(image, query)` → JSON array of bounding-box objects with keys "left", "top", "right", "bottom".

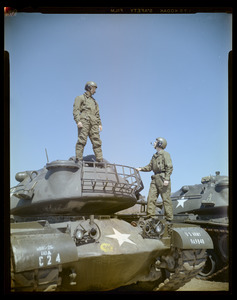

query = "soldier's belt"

[{"left": 151, "top": 173, "right": 165, "bottom": 180}]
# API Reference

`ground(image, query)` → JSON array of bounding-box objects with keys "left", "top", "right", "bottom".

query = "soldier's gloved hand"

[
  {"left": 77, "top": 121, "right": 83, "bottom": 128},
  {"left": 99, "top": 125, "right": 103, "bottom": 132},
  {"left": 163, "top": 180, "right": 169, "bottom": 186}
]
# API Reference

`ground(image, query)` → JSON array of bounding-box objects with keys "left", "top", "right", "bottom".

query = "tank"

[
  {"left": 10, "top": 155, "right": 213, "bottom": 292},
  {"left": 171, "top": 171, "right": 229, "bottom": 281}
]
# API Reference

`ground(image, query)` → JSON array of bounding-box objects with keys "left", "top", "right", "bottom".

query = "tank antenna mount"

[{"left": 45, "top": 148, "right": 49, "bottom": 163}]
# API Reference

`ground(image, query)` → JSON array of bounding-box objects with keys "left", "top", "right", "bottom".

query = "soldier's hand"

[
  {"left": 136, "top": 168, "right": 141, "bottom": 171},
  {"left": 77, "top": 121, "right": 83, "bottom": 128},
  {"left": 163, "top": 180, "right": 169, "bottom": 186},
  {"left": 99, "top": 125, "right": 103, "bottom": 132}
]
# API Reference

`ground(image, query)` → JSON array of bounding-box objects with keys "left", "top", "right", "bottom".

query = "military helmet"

[
  {"left": 155, "top": 137, "right": 167, "bottom": 149},
  {"left": 85, "top": 81, "right": 97, "bottom": 91}
]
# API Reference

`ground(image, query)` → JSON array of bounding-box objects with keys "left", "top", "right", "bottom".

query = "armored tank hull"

[
  {"left": 171, "top": 172, "right": 229, "bottom": 281},
  {"left": 10, "top": 156, "right": 213, "bottom": 291},
  {"left": 11, "top": 216, "right": 213, "bottom": 291}
]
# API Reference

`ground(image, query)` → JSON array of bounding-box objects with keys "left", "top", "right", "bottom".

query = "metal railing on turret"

[{"left": 81, "top": 161, "right": 143, "bottom": 196}]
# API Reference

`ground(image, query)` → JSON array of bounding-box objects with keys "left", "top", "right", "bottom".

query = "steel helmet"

[
  {"left": 155, "top": 137, "right": 167, "bottom": 149},
  {"left": 85, "top": 81, "right": 97, "bottom": 91}
]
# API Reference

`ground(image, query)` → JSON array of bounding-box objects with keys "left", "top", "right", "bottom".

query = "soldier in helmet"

[
  {"left": 73, "top": 81, "right": 103, "bottom": 162},
  {"left": 136, "top": 137, "right": 173, "bottom": 221}
]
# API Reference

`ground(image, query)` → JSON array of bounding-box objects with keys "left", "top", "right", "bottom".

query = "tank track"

[
  {"left": 155, "top": 249, "right": 207, "bottom": 291},
  {"left": 11, "top": 248, "right": 207, "bottom": 292},
  {"left": 198, "top": 226, "right": 229, "bottom": 281}
]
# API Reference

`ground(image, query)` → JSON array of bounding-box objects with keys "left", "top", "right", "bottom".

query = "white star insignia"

[
  {"left": 106, "top": 228, "right": 136, "bottom": 246},
  {"left": 176, "top": 197, "right": 188, "bottom": 208}
]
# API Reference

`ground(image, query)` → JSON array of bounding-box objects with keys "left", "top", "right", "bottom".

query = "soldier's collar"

[
  {"left": 84, "top": 92, "right": 95, "bottom": 100},
  {"left": 154, "top": 149, "right": 164, "bottom": 156},
  {"left": 84, "top": 92, "right": 90, "bottom": 98}
]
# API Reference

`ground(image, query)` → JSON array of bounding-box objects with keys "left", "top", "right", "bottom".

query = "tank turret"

[
  {"left": 10, "top": 155, "right": 143, "bottom": 220},
  {"left": 171, "top": 171, "right": 229, "bottom": 280}
]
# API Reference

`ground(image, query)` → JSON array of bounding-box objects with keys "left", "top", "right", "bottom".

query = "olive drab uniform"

[
  {"left": 140, "top": 150, "right": 173, "bottom": 220},
  {"left": 73, "top": 93, "right": 103, "bottom": 161}
]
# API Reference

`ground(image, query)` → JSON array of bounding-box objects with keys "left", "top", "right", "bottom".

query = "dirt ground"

[{"left": 177, "top": 278, "right": 229, "bottom": 291}]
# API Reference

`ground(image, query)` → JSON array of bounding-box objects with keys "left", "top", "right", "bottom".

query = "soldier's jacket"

[
  {"left": 73, "top": 93, "right": 102, "bottom": 126},
  {"left": 140, "top": 150, "right": 173, "bottom": 181}
]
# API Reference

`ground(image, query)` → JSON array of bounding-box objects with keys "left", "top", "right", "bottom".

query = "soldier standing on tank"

[
  {"left": 136, "top": 137, "right": 173, "bottom": 221},
  {"left": 73, "top": 81, "right": 103, "bottom": 162}
]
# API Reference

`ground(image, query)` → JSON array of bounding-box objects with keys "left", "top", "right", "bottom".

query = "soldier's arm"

[
  {"left": 164, "top": 152, "right": 173, "bottom": 180},
  {"left": 95, "top": 102, "right": 102, "bottom": 126},
  {"left": 139, "top": 159, "right": 153, "bottom": 172},
  {"left": 73, "top": 96, "right": 83, "bottom": 124}
]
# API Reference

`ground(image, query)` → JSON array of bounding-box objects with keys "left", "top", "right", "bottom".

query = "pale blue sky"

[{"left": 5, "top": 12, "right": 232, "bottom": 196}]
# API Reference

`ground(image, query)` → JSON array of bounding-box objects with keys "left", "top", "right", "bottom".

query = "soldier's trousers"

[
  {"left": 75, "top": 120, "right": 103, "bottom": 161},
  {"left": 147, "top": 175, "right": 173, "bottom": 221}
]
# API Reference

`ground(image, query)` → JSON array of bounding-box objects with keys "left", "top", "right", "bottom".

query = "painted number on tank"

[
  {"left": 36, "top": 244, "right": 61, "bottom": 267},
  {"left": 190, "top": 238, "right": 205, "bottom": 245},
  {"left": 184, "top": 231, "right": 201, "bottom": 237},
  {"left": 184, "top": 231, "right": 205, "bottom": 245},
  {"left": 56, "top": 253, "right": 61, "bottom": 263},
  {"left": 38, "top": 252, "right": 61, "bottom": 267}
]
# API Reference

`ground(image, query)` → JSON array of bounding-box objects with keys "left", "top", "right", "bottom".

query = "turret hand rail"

[{"left": 81, "top": 161, "right": 143, "bottom": 195}]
